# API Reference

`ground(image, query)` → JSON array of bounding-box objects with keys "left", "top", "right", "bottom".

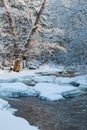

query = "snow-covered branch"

[{"left": 1, "top": 0, "right": 18, "bottom": 56}]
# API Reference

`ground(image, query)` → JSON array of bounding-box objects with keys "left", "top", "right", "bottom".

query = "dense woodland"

[{"left": 0, "top": 0, "right": 87, "bottom": 71}]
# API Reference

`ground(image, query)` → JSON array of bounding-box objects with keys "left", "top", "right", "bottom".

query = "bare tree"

[
  {"left": 1, "top": 0, "right": 18, "bottom": 56},
  {"left": 1, "top": 0, "right": 19, "bottom": 70},
  {"left": 13, "top": 0, "right": 46, "bottom": 72},
  {"left": 0, "top": 0, "right": 46, "bottom": 72}
]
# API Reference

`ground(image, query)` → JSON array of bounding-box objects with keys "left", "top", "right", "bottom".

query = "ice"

[
  {"left": 0, "top": 66, "right": 87, "bottom": 101},
  {"left": 0, "top": 82, "right": 36, "bottom": 98},
  {"left": 0, "top": 65, "right": 64, "bottom": 84},
  {"left": 34, "top": 83, "right": 77, "bottom": 101},
  {"left": 0, "top": 98, "right": 11, "bottom": 110},
  {"left": 0, "top": 98, "right": 16, "bottom": 113},
  {"left": 76, "top": 75, "right": 87, "bottom": 86},
  {"left": 55, "top": 75, "right": 87, "bottom": 88},
  {"left": 0, "top": 79, "right": 78, "bottom": 100},
  {"left": 55, "top": 76, "right": 75, "bottom": 84},
  {"left": 31, "top": 75, "right": 55, "bottom": 83}
]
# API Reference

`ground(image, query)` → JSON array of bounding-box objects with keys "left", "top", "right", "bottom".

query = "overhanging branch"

[{"left": 24, "top": 0, "right": 46, "bottom": 48}]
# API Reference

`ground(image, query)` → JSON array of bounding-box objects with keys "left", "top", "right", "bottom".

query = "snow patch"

[
  {"left": 34, "top": 83, "right": 77, "bottom": 101},
  {"left": 0, "top": 82, "right": 36, "bottom": 98},
  {"left": 0, "top": 110, "right": 39, "bottom": 130}
]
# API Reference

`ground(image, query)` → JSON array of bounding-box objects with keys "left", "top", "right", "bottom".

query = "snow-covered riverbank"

[
  {"left": 0, "top": 65, "right": 87, "bottom": 129},
  {"left": 0, "top": 98, "right": 39, "bottom": 130},
  {"left": 0, "top": 65, "right": 87, "bottom": 100}
]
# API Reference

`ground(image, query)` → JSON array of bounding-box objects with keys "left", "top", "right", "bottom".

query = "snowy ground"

[
  {"left": 0, "top": 64, "right": 87, "bottom": 129},
  {"left": 0, "top": 65, "right": 87, "bottom": 100}
]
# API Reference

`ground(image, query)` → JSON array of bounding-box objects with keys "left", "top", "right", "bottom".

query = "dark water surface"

[{"left": 7, "top": 95, "right": 87, "bottom": 130}]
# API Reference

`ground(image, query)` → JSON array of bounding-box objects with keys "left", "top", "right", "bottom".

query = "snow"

[
  {"left": 34, "top": 83, "right": 77, "bottom": 101},
  {"left": 0, "top": 110, "right": 39, "bottom": 130},
  {"left": 0, "top": 98, "right": 12, "bottom": 111},
  {"left": 0, "top": 98, "right": 16, "bottom": 113},
  {"left": 0, "top": 98, "right": 39, "bottom": 130},
  {"left": 0, "top": 65, "right": 87, "bottom": 100},
  {"left": 31, "top": 75, "right": 55, "bottom": 83},
  {"left": 0, "top": 82, "right": 37, "bottom": 98},
  {"left": 38, "top": 64, "right": 64, "bottom": 72},
  {"left": 0, "top": 65, "right": 87, "bottom": 130},
  {"left": 0, "top": 78, "right": 78, "bottom": 100},
  {"left": 76, "top": 75, "right": 87, "bottom": 86},
  {"left": 55, "top": 77, "right": 76, "bottom": 85}
]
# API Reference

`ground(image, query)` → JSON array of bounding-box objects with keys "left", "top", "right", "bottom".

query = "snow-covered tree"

[{"left": 0, "top": 0, "right": 46, "bottom": 71}]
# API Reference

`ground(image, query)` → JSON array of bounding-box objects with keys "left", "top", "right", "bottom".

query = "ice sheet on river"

[
  {"left": 0, "top": 82, "right": 36, "bottom": 98},
  {"left": 0, "top": 82, "right": 78, "bottom": 101},
  {"left": 0, "top": 66, "right": 87, "bottom": 100},
  {"left": 34, "top": 83, "right": 77, "bottom": 101}
]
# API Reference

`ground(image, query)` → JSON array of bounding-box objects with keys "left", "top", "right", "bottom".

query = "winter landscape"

[
  {"left": 0, "top": 0, "right": 87, "bottom": 130},
  {"left": 0, "top": 65, "right": 87, "bottom": 130}
]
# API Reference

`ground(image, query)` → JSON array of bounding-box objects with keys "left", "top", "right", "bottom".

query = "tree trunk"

[
  {"left": 13, "top": 59, "right": 22, "bottom": 72},
  {"left": 2, "top": 0, "right": 46, "bottom": 72},
  {"left": 14, "top": 0, "right": 46, "bottom": 72},
  {"left": 1, "top": 0, "right": 18, "bottom": 61}
]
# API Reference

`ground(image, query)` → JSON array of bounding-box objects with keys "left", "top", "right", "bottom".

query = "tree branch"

[
  {"left": 1, "top": 0, "right": 18, "bottom": 56},
  {"left": 24, "top": 0, "right": 46, "bottom": 48}
]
